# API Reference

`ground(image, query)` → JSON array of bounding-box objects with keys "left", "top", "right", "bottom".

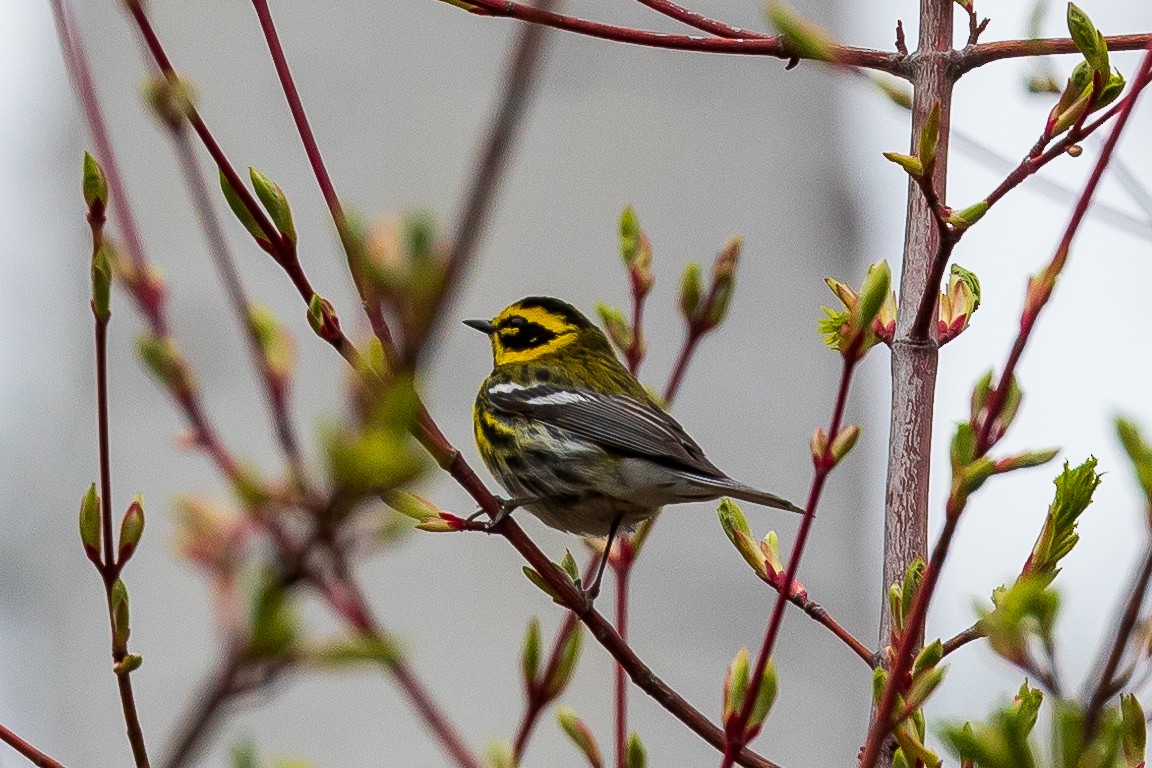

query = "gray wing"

[{"left": 485, "top": 384, "right": 725, "bottom": 478}]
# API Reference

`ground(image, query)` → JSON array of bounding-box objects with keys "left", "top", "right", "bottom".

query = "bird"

[{"left": 465, "top": 296, "right": 802, "bottom": 600}]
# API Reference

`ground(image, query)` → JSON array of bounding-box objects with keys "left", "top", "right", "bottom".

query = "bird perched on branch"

[{"left": 466, "top": 296, "right": 801, "bottom": 600}]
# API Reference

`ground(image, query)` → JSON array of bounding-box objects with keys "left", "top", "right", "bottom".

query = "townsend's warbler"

[{"left": 465, "top": 296, "right": 802, "bottom": 598}]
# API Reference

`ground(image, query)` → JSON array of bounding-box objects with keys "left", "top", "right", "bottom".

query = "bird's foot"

[{"left": 466, "top": 496, "right": 530, "bottom": 533}]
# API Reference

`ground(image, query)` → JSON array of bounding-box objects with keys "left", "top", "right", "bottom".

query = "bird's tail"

[{"left": 720, "top": 481, "right": 805, "bottom": 515}]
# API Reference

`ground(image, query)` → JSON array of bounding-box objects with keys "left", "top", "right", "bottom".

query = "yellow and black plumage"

[{"left": 466, "top": 296, "right": 801, "bottom": 597}]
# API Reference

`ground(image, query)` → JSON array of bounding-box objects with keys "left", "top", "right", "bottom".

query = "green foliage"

[
  {"left": 980, "top": 577, "right": 1058, "bottom": 666},
  {"left": 247, "top": 571, "right": 300, "bottom": 659},
  {"left": 765, "top": 0, "right": 836, "bottom": 61},
  {"left": 718, "top": 499, "right": 768, "bottom": 578},
  {"left": 625, "top": 732, "right": 647, "bottom": 768},
  {"left": 82, "top": 151, "right": 109, "bottom": 210},
  {"left": 1117, "top": 417, "right": 1152, "bottom": 506},
  {"left": 542, "top": 622, "right": 583, "bottom": 700},
  {"left": 1024, "top": 458, "right": 1101, "bottom": 585},
  {"left": 79, "top": 482, "right": 101, "bottom": 560},
  {"left": 249, "top": 167, "right": 296, "bottom": 245},
  {"left": 557, "top": 707, "right": 603, "bottom": 768},
  {"left": 521, "top": 617, "right": 541, "bottom": 687},
  {"left": 220, "top": 170, "right": 272, "bottom": 247},
  {"left": 942, "top": 682, "right": 1045, "bottom": 768}
]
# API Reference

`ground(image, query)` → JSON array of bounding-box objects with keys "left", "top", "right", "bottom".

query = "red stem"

[
  {"left": 615, "top": 558, "right": 631, "bottom": 768},
  {"left": 633, "top": 0, "right": 768, "bottom": 38},
  {"left": 663, "top": 330, "right": 701, "bottom": 403},
  {"left": 0, "top": 722, "right": 68, "bottom": 768},
  {"left": 460, "top": 0, "right": 902, "bottom": 74},
  {"left": 860, "top": 45, "right": 1152, "bottom": 768},
  {"left": 720, "top": 353, "right": 859, "bottom": 767},
  {"left": 959, "top": 33, "right": 1152, "bottom": 72}
]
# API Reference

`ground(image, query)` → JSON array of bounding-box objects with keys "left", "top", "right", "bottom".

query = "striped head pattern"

[{"left": 464, "top": 296, "right": 600, "bottom": 366}]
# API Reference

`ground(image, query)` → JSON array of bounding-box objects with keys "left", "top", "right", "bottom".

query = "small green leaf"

[
  {"left": 724, "top": 647, "right": 751, "bottom": 718},
  {"left": 83, "top": 151, "right": 108, "bottom": 210},
  {"left": 110, "top": 578, "right": 131, "bottom": 648},
  {"left": 901, "top": 558, "right": 926, "bottom": 626},
  {"left": 1117, "top": 417, "right": 1152, "bottom": 506},
  {"left": 1121, "top": 693, "right": 1146, "bottom": 767},
  {"left": 521, "top": 618, "right": 541, "bottom": 687},
  {"left": 560, "top": 550, "right": 581, "bottom": 583},
  {"left": 79, "top": 483, "right": 101, "bottom": 561},
  {"left": 557, "top": 707, "right": 603, "bottom": 768},
  {"left": 220, "top": 171, "right": 270, "bottom": 247},
  {"left": 914, "top": 639, "right": 944, "bottom": 675},
  {"left": 249, "top": 167, "right": 295, "bottom": 245},
  {"left": 856, "top": 260, "right": 892, "bottom": 334},
  {"left": 543, "top": 622, "right": 583, "bottom": 700},
  {"left": 951, "top": 423, "right": 977, "bottom": 470},
  {"left": 718, "top": 500, "right": 767, "bottom": 578},
  {"left": 91, "top": 245, "right": 113, "bottom": 320},
  {"left": 620, "top": 205, "right": 640, "bottom": 267},
  {"left": 919, "top": 101, "right": 942, "bottom": 172},
  {"left": 883, "top": 152, "right": 924, "bottom": 178},
  {"left": 679, "top": 262, "right": 702, "bottom": 321},
  {"left": 705, "top": 236, "right": 740, "bottom": 329},
  {"left": 523, "top": 566, "right": 563, "bottom": 603},
  {"left": 118, "top": 495, "right": 145, "bottom": 563},
  {"left": 625, "top": 732, "right": 647, "bottom": 768},
  {"left": 748, "top": 659, "right": 778, "bottom": 729},
  {"left": 947, "top": 201, "right": 990, "bottom": 229},
  {"left": 1067, "top": 2, "right": 1108, "bottom": 73},
  {"left": 765, "top": 0, "right": 836, "bottom": 61}
]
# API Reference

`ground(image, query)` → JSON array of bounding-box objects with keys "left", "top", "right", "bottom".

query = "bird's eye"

[{"left": 506, "top": 316, "right": 526, "bottom": 329}]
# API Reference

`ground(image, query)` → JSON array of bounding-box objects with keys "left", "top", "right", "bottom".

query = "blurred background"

[{"left": 1, "top": 0, "right": 1150, "bottom": 766}]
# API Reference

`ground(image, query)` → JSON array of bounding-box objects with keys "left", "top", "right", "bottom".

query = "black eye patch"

[{"left": 498, "top": 320, "right": 557, "bottom": 350}]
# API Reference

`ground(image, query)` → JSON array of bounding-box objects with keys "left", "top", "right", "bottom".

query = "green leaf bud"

[
  {"left": 705, "top": 236, "right": 741, "bottom": 329},
  {"left": 723, "top": 647, "right": 751, "bottom": 720},
  {"left": 137, "top": 333, "right": 193, "bottom": 393},
  {"left": 556, "top": 707, "right": 603, "bottom": 768},
  {"left": 596, "top": 303, "right": 633, "bottom": 357},
  {"left": 110, "top": 578, "right": 131, "bottom": 649},
  {"left": 249, "top": 167, "right": 296, "bottom": 246},
  {"left": 883, "top": 152, "right": 924, "bottom": 178},
  {"left": 543, "top": 622, "right": 583, "bottom": 700},
  {"left": 765, "top": 0, "right": 836, "bottom": 61},
  {"left": 855, "top": 260, "right": 892, "bottom": 335},
  {"left": 679, "top": 262, "right": 703, "bottom": 322},
  {"left": 79, "top": 483, "right": 102, "bottom": 564},
  {"left": 748, "top": 659, "right": 779, "bottom": 730},
  {"left": 1121, "top": 693, "right": 1146, "bottom": 767},
  {"left": 91, "top": 245, "right": 113, "bottom": 321},
  {"left": 830, "top": 424, "right": 861, "bottom": 464},
  {"left": 523, "top": 566, "right": 564, "bottom": 604},
  {"left": 1067, "top": 3, "right": 1108, "bottom": 74},
  {"left": 913, "top": 639, "right": 943, "bottom": 675},
  {"left": 1117, "top": 416, "right": 1152, "bottom": 507},
  {"left": 946, "top": 201, "right": 990, "bottom": 229},
  {"left": 718, "top": 499, "right": 767, "bottom": 578},
  {"left": 220, "top": 170, "right": 271, "bottom": 248},
  {"left": 521, "top": 618, "right": 541, "bottom": 688},
  {"left": 114, "top": 653, "right": 143, "bottom": 674},
  {"left": 82, "top": 151, "right": 108, "bottom": 212},
  {"left": 919, "top": 101, "right": 941, "bottom": 173},
  {"left": 118, "top": 495, "right": 145, "bottom": 564},
  {"left": 625, "top": 733, "right": 647, "bottom": 768}
]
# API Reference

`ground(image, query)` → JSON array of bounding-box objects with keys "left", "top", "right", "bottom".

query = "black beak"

[{"left": 463, "top": 318, "right": 497, "bottom": 335}]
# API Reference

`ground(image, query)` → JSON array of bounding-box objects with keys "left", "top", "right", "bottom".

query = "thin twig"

[
  {"left": 860, "top": 46, "right": 1152, "bottom": 768},
  {"left": 0, "top": 722, "right": 69, "bottom": 768},
  {"left": 940, "top": 623, "right": 982, "bottom": 657},
  {"left": 633, "top": 0, "right": 768, "bottom": 39},
  {"left": 721, "top": 351, "right": 861, "bottom": 767},
  {"left": 166, "top": 127, "right": 312, "bottom": 497},
  {"left": 959, "top": 33, "right": 1152, "bottom": 73},
  {"left": 453, "top": 0, "right": 904, "bottom": 74},
  {"left": 93, "top": 289, "right": 152, "bottom": 768},
  {"left": 1084, "top": 546, "right": 1152, "bottom": 736},
  {"left": 755, "top": 575, "right": 876, "bottom": 667}
]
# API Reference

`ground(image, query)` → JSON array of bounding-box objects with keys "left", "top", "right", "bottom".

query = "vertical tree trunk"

[{"left": 878, "top": 0, "right": 954, "bottom": 730}]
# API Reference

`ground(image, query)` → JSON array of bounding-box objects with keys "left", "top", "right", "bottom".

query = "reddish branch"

[
  {"left": 756, "top": 574, "right": 875, "bottom": 667},
  {"left": 859, "top": 45, "right": 1152, "bottom": 768},
  {"left": 458, "top": 0, "right": 903, "bottom": 74},
  {"left": 960, "top": 33, "right": 1152, "bottom": 73},
  {"left": 634, "top": 0, "right": 766, "bottom": 39},
  {"left": 0, "top": 723, "right": 68, "bottom": 768},
  {"left": 721, "top": 351, "right": 861, "bottom": 768}
]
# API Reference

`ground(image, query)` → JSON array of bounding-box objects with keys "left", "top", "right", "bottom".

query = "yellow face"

[{"left": 466, "top": 297, "right": 589, "bottom": 366}]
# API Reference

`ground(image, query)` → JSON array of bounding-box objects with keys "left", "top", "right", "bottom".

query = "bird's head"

[{"left": 464, "top": 296, "right": 609, "bottom": 366}]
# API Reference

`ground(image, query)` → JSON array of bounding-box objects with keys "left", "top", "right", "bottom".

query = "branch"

[
  {"left": 165, "top": 126, "right": 312, "bottom": 497},
  {"left": 451, "top": 0, "right": 904, "bottom": 75},
  {"left": 755, "top": 573, "right": 876, "bottom": 667},
  {"left": 960, "top": 33, "right": 1152, "bottom": 73},
  {"left": 721, "top": 350, "right": 862, "bottom": 767},
  {"left": 0, "top": 723, "right": 68, "bottom": 768},
  {"left": 633, "top": 0, "right": 767, "bottom": 39},
  {"left": 860, "top": 45, "right": 1152, "bottom": 768},
  {"left": 1084, "top": 545, "right": 1152, "bottom": 737}
]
